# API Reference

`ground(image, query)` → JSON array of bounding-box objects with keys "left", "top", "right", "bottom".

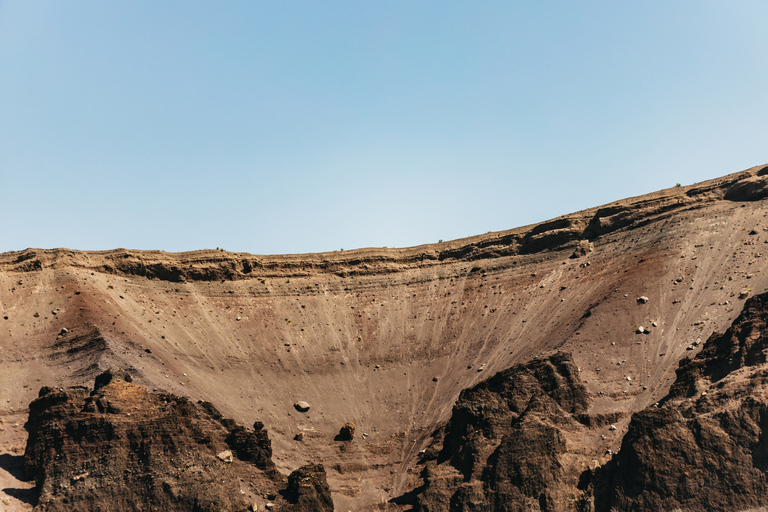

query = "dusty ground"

[{"left": 2, "top": 163, "right": 768, "bottom": 510}]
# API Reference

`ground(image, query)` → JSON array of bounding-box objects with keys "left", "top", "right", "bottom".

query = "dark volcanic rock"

[
  {"left": 24, "top": 369, "right": 332, "bottom": 511},
  {"left": 280, "top": 464, "right": 334, "bottom": 512},
  {"left": 593, "top": 291, "right": 768, "bottom": 512},
  {"left": 226, "top": 425, "right": 276, "bottom": 472},
  {"left": 413, "top": 352, "right": 595, "bottom": 511},
  {"left": 337, "top": 422, "right": 355, "bottom": 441},
  {"left": 410, "top": 292, "right": 768, "bottom": 512},
  {"left": 93, "top": 367, "right": 132, "bottom": 390}
]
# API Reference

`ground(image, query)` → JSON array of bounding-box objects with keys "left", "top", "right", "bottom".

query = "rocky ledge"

[{"left": 23, "top": 369, "right": 333, "bottom": 512}]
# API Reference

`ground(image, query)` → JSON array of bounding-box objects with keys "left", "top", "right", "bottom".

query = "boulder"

[
  {"left": 217, "top": 450, "right": 233, "bottom": 463},
  {"left": 338, "top": 422, "right": 355, "bottom": 441}
]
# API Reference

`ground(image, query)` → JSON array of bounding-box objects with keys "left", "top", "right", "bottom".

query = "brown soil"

[{"left": 1, "top": 163, "right": 768, "bottom": 510}]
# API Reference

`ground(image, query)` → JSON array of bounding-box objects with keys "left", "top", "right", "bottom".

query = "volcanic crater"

[{"left": 3, "top": 164, "right": 768, "bottom": 510}]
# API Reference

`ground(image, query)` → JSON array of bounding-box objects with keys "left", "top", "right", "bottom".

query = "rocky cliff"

[
  {"left": 23, "top": 369, "right": 332, "bottom": 512},
  {"left": 592, "top": 291, "right": 768, "bottom": 512},
  {"left": 412, "top": 353, "right": 608, "bottom": 511}
]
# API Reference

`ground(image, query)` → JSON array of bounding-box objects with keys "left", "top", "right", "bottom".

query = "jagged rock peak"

[
  {"left": 666, "top": 291, "right": 768, "bottom": 401},
  {"left": 412, "top": 352, "right": 601, "bottom": 512}
]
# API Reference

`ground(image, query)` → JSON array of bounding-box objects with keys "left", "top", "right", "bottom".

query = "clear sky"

[{"left": 2, "top": 2, "right": 767, "bottom": 255}]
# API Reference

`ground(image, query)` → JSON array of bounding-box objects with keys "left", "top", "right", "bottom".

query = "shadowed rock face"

[
  {"left": 281, "top": 464, "right": 334, "bottom": 512},
  {"left": 592, "top": 291, "right": 768, "bottom": 512},
  {"left": 23, "top": 370, "right": 331, "bottom": 512},
  {"left": 414, "top": 353, "right": 599, "bottom": 512}
]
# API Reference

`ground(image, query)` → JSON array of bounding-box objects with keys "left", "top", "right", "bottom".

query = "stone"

[
  {"left": 71, "top": 472, "right": 89, "bottom": 483},
  {"left": 23, "top": 374, "right": 281, "bottom": 512},
  {"left": 225, "top": 426, "right": 274, "bottom": 470},
  {"left": 294, "top": 401, "right": 310, "bottom": 412},
  {"left": 284, "top": 464, "right": 333, "bottom": 511},
  {"left": 93, "top": 368, "right": 132, "bottom": 391},
  {"left": 338, "top": 422, "right": 355, "bottom": 441},
  {"left": 637, "top": 296, "right": 649, "bottom": 304}
]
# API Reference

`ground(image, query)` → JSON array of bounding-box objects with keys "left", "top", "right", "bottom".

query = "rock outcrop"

[
  {"left": 414, "top": 353, "right": 599, "bottom": 511},
  {"left": 280, "top": 464, "right": 334, "bottom": 512},
  {"left": 23, "top": 369, "right": 332, "bottom": 511},
  {"left": 592, "top": 291, "right": 768, "bottom": 512}
]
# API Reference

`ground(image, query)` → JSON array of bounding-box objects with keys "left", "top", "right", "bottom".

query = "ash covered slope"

[
  {"left": 3, "top": 163, "right": 768, "bottom": 510},
  {"left": 23, "top": 368, "right": 332, "bottom": 512}
]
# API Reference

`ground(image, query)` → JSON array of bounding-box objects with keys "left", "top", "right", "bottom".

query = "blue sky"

[{"left": 2, "top": 2, "right": 767, "bottom": 255}]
